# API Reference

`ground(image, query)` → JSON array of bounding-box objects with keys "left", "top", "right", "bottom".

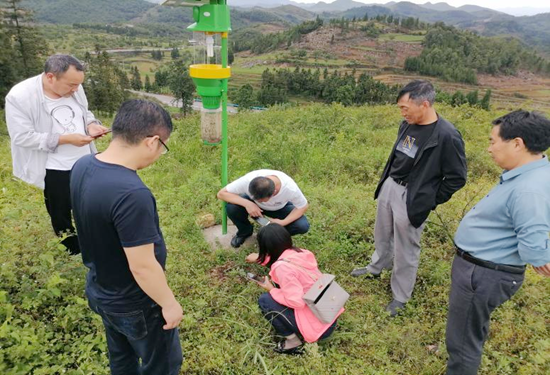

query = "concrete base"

[{"left": 202, "top": 224, "right": 257, "bottom": 250}]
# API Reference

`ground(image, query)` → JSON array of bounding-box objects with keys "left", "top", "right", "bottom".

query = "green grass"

[
  {"left": 352, "top": 46, "right": 378, "bottom": 52},
  {"left": 1, "top": 104, "right": 549, "bottom": 374},
  {"left": 378, "top": 33, "right": 425, "bottom": 43}
]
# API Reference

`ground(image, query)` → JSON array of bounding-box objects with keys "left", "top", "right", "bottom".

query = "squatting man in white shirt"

[{"left": 217, "top": 169, "right": 310, "bottom": 248}]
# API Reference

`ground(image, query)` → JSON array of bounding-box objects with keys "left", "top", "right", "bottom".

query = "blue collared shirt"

[{"left": 455, "top": 156, "right": 550, "bottom": 267}]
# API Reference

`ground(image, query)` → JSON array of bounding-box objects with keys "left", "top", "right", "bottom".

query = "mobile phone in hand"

[
  {"left": 246, "top": 272, "right": 264, "bottom": 283},
  {"left": 254, "top": 216, "right": 270, "bottom": 227},
  {"left": 92, "top": 129, "right": 112, "bottom": 139}
]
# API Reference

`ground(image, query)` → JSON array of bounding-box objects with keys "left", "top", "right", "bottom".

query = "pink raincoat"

[{"left": 268, "top": 249, "right": 344, "bottom": 343}]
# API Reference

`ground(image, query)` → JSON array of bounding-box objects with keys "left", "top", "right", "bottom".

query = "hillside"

[
  {"left": 23, "top": 0, "right": 155, "bottom": 24},
  {"left": 472, "top": 13, "right": 550, "bottom": 55},
  {"left": 308, "top": 0, "right": 366, "bottom": 13},
  {"left": 21, "top": 0, "right": 550, "bottom": 54},
  {"left": 1, "top": 104, "right": 549, "bottom": 374},
  {"left": 249, "top": 5, "right": 317, "bottom": 25}
]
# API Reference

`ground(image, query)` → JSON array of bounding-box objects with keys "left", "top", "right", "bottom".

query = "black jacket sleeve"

[{"left": 435, "top": 129, "right": 467, "bottom": 205}]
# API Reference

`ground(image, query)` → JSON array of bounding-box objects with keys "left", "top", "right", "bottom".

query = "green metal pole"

[{"left": 221, "top": 33, "right": 229, "bottom": 235}]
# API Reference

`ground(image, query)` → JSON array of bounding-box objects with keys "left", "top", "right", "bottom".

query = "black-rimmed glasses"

[{"left": 147, "top": 135, "right": 169, "bottom": 154}]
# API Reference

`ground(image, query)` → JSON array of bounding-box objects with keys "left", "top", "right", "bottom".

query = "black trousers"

[
  {"left": 44, "top": 169, "right": 80, "bottom": 255},
  {"left": 445, "top": 255, "right": 524, "bottom": 375}
]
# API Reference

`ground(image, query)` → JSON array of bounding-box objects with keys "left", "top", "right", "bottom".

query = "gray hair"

[
  {"left": 44, "top": 55, "right": 85, "bottom": 77},
  {"left": 397, "top": 80, "right": 436, "bottom": 106}
]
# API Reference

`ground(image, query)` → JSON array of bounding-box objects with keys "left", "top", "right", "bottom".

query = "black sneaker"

[{"left": 230, "top": 234, "right": 251, "bottom": 248}]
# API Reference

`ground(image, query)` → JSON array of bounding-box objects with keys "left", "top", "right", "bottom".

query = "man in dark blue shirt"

[
  {"left": 446, "top": 110, "right": 550, "bottom": 375},
  {"left": 71, "top": 100, "right": 182, "bottom": 375}
]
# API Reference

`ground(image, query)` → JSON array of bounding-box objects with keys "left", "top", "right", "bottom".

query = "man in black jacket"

[{"left": 351, "top": 80, "right": 467, "bottom": 316}]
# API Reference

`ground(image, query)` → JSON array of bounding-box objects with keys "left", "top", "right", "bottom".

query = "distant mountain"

[
  {"left": 260, "top": 5, "right": 317, "bottom": 23},
  {"left": 419, "top": 2, "right": 455, "bottom": 12},
  {"left": 135, "top": 4, "right": 300, "bottom": 29},
  {"left": 308, "top": 0, "right": 367, "bottom": 13},
  {"left": 19, "top": 0, "right": 550, "bottom": 54},
  {"left": 498, "top": 7, "right": 550, "bottom": 16},
  {"left": 458, "top": 4, "right": 505, "bottom": 18},
  {"left": 338, "top": 1, "right": 547, "bottom": 54},
  {"left": 225, "top": 0, "right": 302, "bottom": 8},
  {"left": 478, "top": 13, "right": 550, "bottom": 54},
  {"left": 340, "top": 5, "right": 393, "bottom": 19}
]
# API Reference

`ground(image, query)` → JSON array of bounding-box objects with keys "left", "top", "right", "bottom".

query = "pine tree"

[
  {"left": 131, "top": 66, "right": 142, "bottom": 91},
  {"left": 1, "top": 0, "right": 48, "bottom": 78},
  {"left": 144, "top": 75, "right": 152, "bottom": 92},
  {"left": 83, "top": 49, "right": 129, "bottom": 115},
  {"left": 154, "top": 70, "right": 169, "bottom": 88},
  {"left": 234, "top": 84, "right": 255, "bottom": 110},
  {"left": 451, "top": 91, "right": 466, "bottom": 107},
  {"left": 480, "top": 89, "right": 492, "bottom": 110},
  {"left": 167, "top": 60, "right": 195, "bottom": 116},
  {"left": 0, "top": 11, "right": 18, "bottom": 107},
  {"left": 466, "top": 90, "right": 478, "bottom": 107},
  {"left": 171, "top": 47, "right": 180, "bottom": 60}
]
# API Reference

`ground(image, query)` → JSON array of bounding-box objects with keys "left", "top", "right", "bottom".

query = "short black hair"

[
  {"left": 492, "top": 110, "right": 550, "bottom": 154},
  {"left": 397, "top": 80, "right": 435, "bottom": 105},
  {"left": 112, "top": 99, "right": 173, "bottom": 145},
  {"left": 44, "top": 55, "right": 84, "bottom": 77},
  {"left": 249, "top": 176, "right": 275, "bottom": 200},
  {"left": 257, "top": 224, "right": 302, "bottom": 268}
]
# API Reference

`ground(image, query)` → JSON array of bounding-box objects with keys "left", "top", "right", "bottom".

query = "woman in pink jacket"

[{"left": 247, "top": 224, "right": 343, "bottom": 355}]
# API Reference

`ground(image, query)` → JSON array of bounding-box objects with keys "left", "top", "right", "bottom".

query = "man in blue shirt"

[
  {"left": 446, "top": 110, "right": 550, "bottom": 375},
  {"left": 71, "top": 100, "right": 183, "bottom": 375}
]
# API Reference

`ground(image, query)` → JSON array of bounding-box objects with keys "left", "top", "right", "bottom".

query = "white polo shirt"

[{"left": 226, "top": 169, "right": 308, "bottom": 211}]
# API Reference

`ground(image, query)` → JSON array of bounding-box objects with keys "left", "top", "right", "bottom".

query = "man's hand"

[
  {"left": 162, "top": 301, "right": 183, "bottom": 330},
  {"left": 59, "top": 134, "right": 94, "bottom": 146},
  {"left": 245, "top": 253, "right": 259, "bottom": 263},
  {"left": 245, "top": 201, "right": 263, "bottom": 218},
  {"left": 87, "top": 122, "right": 109, "bottom": 137},
  {"left": 533, "top": 263, "right": 550, "bottom": 277},
  {"left": 268, "top": 218, "right": 286, "bottom": 226}
]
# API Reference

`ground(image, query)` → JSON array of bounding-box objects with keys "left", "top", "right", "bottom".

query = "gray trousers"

[
  {"left": 367, "top": 178, "right": 425, "bottom": 303},
  {"left": 446, "top": 256, "right": 524, "bottom": 375}
]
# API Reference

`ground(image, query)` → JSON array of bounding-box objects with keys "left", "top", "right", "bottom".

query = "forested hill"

[
  {"left": 477, "top": 13, "right": 550, "bottom": 55},
  {"left": 404, "top": 23, "right": 550, "bottom": 83},
  {"left": 22, "top": 0, "right": 155, "bottom": 24},
  {"left": 22, "top": 0, "right": 312, "bottom": 31},
  {"left": 21, "top": 0, "right": 550, "bottom": 55}
]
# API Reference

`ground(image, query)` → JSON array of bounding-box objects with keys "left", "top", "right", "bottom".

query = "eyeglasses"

[{"left": 147, "top": 135, "right": 169, "bottom": 155}]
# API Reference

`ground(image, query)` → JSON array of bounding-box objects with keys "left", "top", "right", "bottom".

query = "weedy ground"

[{"left": 1, "top": 104, "right": 548, "bottom": 374}]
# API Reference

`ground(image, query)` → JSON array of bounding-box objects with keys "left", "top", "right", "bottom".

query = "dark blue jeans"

[
  {"left": 258, "top": 292, "right": 336, "bottom": 341},
  {"left": 88, "top": 298, "right": 183, "bottom": 375},
  {"left": 226, "top": 195, "right": 310, "bottom": 237}
]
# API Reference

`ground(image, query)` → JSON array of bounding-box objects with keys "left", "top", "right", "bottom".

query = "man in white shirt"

[
  {"left": 217, "top": 170, "right": 310, "bottom": 248},
  {"left": 5, "top": 54, "right": 108, "bottom": 254}
]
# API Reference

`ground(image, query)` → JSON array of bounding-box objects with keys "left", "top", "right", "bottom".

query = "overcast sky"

[{"left": 294, "top": 0, "right": 548, "bottom": 10}]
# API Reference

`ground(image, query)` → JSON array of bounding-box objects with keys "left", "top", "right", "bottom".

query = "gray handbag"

[{"left": 280, "top": 259, "right": 349, "bottom": 324}]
